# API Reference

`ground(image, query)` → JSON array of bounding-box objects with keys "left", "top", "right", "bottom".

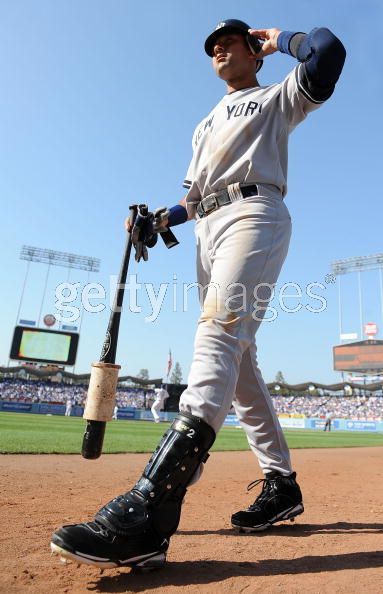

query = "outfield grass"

[{"left": 0, "top": 412, "right": 382, "bottom": 454}]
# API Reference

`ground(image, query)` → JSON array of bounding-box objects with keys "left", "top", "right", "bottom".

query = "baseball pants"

[
  {"left": 179, "top": 188, "right": 292, "bottom": 476},
  {"left": 151, "top": 400, "right": 162, "bottom": 423}
]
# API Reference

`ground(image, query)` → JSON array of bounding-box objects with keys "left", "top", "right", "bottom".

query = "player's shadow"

[
  {"left": 88, "top": 550, "right": 383, "bottom": 593},
  {"left": 177, "top": 521, "right": 383, "bottom": 536}
]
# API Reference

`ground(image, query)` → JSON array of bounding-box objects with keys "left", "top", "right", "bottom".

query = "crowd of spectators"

[
  {"left": 0, "top": 379, "right": 155, "bottom": 409},
  {"left": 115, "top": 388, "right": 151, "bottom": 408},
  {"left": 1, "top": 379, "right": 383, "bottom": 420},
  {"left": 271, "top": 393, "right": 383, "bottom": 421}
]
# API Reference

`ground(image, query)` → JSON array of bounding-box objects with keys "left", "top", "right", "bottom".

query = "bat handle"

[
  {"left": 160, "top": 228, "right": 179, "bottom": 249},
  {"left": 81, "top": 420, "right": 106, "bottom": 459}
]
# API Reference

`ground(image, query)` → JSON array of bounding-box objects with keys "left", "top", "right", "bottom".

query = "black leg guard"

[
  {"left": 96, "top": 412, "right": 215, "bottom": 539},
  {"left": 51, "top": 413, "right": 215, "bottom": 569}
]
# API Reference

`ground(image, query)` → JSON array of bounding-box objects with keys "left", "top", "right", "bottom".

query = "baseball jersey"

[
  {"left": 154, "top": 388, "right": 169, "bottom": 407},
  {"left": 183, "top": 64, "right": 324, "bottom": 214}
]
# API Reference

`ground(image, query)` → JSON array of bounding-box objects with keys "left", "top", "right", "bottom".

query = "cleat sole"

[
  {"left": 51, "top": 543, "right": 117, "bottom": 568},
  {"left": 232, "top": 503, "right": 304, "bottom": 533},
  {"left": 131, "top": 553, "right": 167, "bottom": 573},
  {"left": 50, "top": 542, "right": 166, "bottom": 570}
]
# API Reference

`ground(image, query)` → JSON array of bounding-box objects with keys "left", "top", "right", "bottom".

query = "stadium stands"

[
  {"left": 0, "top": 379, "right": 154, "bottom": 409},
  {"left": 1, "top": 378, "right": 382, "bottom": 420},
  {"left": 271, "top": 394, "right": 383, "bottom": 421}
]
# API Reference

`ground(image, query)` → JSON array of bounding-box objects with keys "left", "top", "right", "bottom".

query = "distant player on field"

[
  {"left": 64, "top": 396, "right": 72, "bottom": 417},
  {"left": 151, "top": 385, "right": 170, "bottom": 423},
  {"left": 324, "top": 411, "right": 333, "bottom": 432}
]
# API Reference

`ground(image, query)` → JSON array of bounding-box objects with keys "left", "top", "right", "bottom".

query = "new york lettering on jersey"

[
  {"left": 226, "top": 99, "right": 264, "bottom": 119},
  {"left": 194, "top": 97, "right": 267, "bottom": 148}
]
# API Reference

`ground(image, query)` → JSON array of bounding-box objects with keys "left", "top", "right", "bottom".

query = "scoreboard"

[
  {"left": 10, "top": 326, "right": 79, "bottom": 366},
  {"left": 333, "top": 340, "right": 383, "bottom": 372}
]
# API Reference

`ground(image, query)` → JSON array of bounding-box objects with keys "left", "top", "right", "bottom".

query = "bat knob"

[{"left": 81, "top": 421, "right": 106, "bottom": 459}]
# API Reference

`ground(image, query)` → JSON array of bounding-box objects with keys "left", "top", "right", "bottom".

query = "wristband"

[
  {"left": 168, "top": 204, "right": 188, "bottom": 227},
  {"left": 277, "top": 31, "right": 306, "bottom": 57}
]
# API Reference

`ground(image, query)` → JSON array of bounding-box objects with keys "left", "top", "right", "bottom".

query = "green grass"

[{"left": 0, "top": 412, "right": 382, "bottom": 454}]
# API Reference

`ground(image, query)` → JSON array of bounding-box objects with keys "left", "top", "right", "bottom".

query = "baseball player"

[
  {"left": 151, "top": 385, "right": 170, "bottom": 423},
  {"left": 324, "top": 411, "right": 333, "bottom": 431},
  {"left": 64, "top": 396, "right": 72, "bottom": 417},
  {"left": 51, "top": 20, "right": 345, "bottom": 569}
]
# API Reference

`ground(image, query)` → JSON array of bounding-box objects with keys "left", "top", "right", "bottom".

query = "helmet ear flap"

[
  {"left": 245, "top": 35, "right": 263, "bottom": 73},
  {"left": 246, "top": 34, "right": 262, "bottom": 55}
]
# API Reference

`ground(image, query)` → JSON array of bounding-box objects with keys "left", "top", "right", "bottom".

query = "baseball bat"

[{"left": 81, "top": 207, "right": 136, "bottom": 459}]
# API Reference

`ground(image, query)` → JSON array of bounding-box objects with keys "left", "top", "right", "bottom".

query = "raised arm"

[{"left": 249, "top": 26, "right": 346, "bottom": 101}]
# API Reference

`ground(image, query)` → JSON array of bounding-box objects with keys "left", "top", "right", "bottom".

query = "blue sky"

[{"left": 0, "top": 0, "right": 382, "bottom": 383}]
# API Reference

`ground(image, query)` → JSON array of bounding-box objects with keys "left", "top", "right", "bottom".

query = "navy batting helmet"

[{"left": 204, "top": 19, "right": 263, "bottom": 72}]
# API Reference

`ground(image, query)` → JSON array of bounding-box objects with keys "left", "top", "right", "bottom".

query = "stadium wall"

[{"left": 1, "top": 401, "right": 383, "bottom": 432}]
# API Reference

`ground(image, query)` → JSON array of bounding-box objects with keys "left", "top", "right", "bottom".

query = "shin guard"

[{"left": 95, "top": 412, "right": 215, "bottom": 539}]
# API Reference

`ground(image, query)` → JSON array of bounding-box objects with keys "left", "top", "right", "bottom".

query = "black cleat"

[
  {"left": 231, "top": 471, "right": 304, "bottom": 532},
  {"left": 51, "top": 485, "right": 171, "bottom": 569},
  {"left": 51, "top": 513, "right": 168, "bottom": 570}
]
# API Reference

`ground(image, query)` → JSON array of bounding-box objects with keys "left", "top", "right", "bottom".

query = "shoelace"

[
  {"left": 246, "top": 476, "right": 280, "bottom": 511},
  {"left": 86, "top": 521, "right": 114, "bottom": 540}
]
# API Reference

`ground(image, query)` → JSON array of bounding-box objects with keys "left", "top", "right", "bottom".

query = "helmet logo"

[{"left": 216, "top": 22, "right": 227, "bottom": 30}]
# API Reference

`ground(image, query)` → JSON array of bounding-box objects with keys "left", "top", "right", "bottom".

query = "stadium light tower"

[
  {"left": 331, "top": 253, "right": 383, "bottom": 341},
  {"left": 17, "top": 246, "right": 100, "bottom": 328},
  {"left": 20, "top": 246, "right": 100, "bottom": 271}
]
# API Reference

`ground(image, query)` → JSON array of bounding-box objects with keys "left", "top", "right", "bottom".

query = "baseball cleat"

[
  {"left": 51, "top": 521, "right": 168, "bottom": 569},
  {"left": 231, "top": 471, "right": 304, "bottom": 532}
]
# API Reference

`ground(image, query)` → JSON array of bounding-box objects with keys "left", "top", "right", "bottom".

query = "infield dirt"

[{"left": 0, "top": 447, "right": 382, "bottom": 593}]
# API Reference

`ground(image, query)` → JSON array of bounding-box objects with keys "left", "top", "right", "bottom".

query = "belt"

[{"left": 196, "top": 184, "right": 258, "bottom": 218}]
